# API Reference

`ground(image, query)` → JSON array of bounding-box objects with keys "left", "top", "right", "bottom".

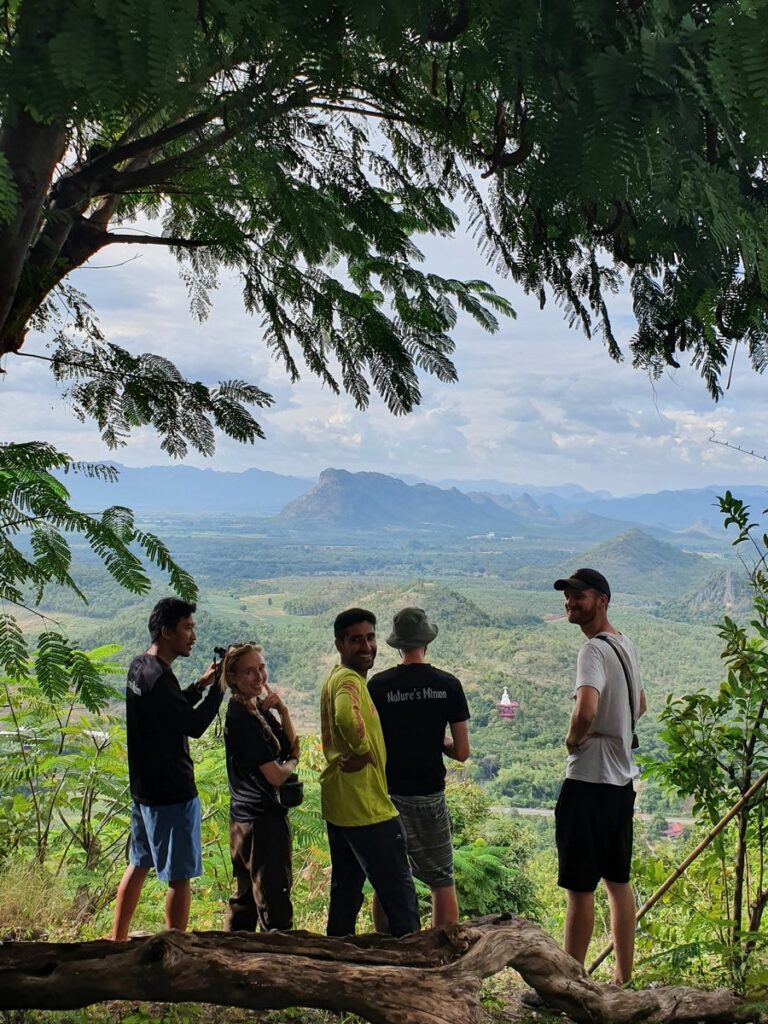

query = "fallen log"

[{"left": 0, "top": 914, "right": 764, "bottom": 1024}]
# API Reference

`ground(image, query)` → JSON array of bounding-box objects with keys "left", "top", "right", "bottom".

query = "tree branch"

[
  {"left": 11, "top": 349, "right": 272, "bottom": 407},
  {"left": 98, "top": 93, "right": 308, "bottom": 195},
  {"left": 103, "top": 233, "right": 212, "bottom": 249},
  {"left": 306, "top": 100, "right": 407, "bottom": 122},
  {"left": 3, "top": 90, "right": 299, "bottom": 350},
  {"left": 0, "top": 592, "right": 67, "bottom": 627},
  {"left": 479, "top": 96, "right": 533, "bottom": 178},
  {"left": 63, "top": 107, "right": 224, "bottom": 187},
  {"left": 3, "top": 153, "right": 156, "bottom": 346}
]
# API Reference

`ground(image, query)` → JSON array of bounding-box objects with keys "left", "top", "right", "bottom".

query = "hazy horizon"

[{"left": 58, "top": 458, "right": 768, "bottom": 503}]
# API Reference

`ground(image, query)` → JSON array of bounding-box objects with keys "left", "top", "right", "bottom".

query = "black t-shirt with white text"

[{"left": 368, "top": 664, "right": 470, "bottom": 796}]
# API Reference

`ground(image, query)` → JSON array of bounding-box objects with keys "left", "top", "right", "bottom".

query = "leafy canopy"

[
  {"left": 644, "top": 492, "right": 768, "bottom": 989},
  {"left": 5, "top": 0, "right": 768, "bottom": 701},
  {"left": 1, "top": 0, "right": 768, "bottom": 457},
  {"left": 0, "top": 441, "right": 197, "bottom": 703}
]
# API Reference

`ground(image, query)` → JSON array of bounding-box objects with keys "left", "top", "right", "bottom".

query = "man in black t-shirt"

[
  {"left": 368, "top": 607, "right": 470, "bottom": 927},
  {"left": 110, "top": 597, "right": 222, "bottom": 940}
]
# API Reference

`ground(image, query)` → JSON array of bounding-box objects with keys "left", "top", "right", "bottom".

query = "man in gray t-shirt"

[
  {"left": 567, "top": 632, "right": 643, "bottom": 787},
  {"left": 553, "top": 568, "right": 646, "bottom": 986}
]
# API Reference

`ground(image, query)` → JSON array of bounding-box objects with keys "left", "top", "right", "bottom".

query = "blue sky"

[{"left": 3, "top": 214, "right": 767, "bottom": 497}]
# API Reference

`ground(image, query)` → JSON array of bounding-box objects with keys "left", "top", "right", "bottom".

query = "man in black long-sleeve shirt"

[{"left": 110, "top": 598, "right": 222, "bottom": 939}]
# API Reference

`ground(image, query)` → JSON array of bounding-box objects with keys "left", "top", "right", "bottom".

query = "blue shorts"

[{"left": 130, "top": 797, "right": 203, "bottom": 882}]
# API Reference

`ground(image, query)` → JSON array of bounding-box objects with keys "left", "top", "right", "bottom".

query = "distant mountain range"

[
  {"left": 59, "top": 462, "right": 766, "bottom": 543},
  {"left": 578, "top": 487, "right": 768, "bottom": 533},
  {"left": 60, "top": 464, "right": 313, "bottom": 514},
  {"left": 279, "top": 468, "right": 729, "bottom": 551},
  {"left": 409, "top": 477, "right": 768, "bottom": 532},
  {"left": 397, "top": 476, "right": 613, "bottom": 503}
]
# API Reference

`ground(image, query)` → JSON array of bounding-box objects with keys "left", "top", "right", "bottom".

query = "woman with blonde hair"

[{"left": 220, "top": 643, "right": 299, "bottom": 931}]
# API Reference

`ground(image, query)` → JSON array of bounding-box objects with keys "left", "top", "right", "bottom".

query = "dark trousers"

[
  {"left": 224, "top": 813, "right": 293, "bottom": 931},
  {"left": 326, "top": 816, "right": 420, "bottom": 937}
]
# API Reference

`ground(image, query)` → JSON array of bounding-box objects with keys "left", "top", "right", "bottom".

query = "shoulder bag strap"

[{"left": 594, "top": 634, "right": 636, "bottom": 732}]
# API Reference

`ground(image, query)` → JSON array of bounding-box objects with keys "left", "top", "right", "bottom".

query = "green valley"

[
  {"left": 35, "top": 507, "right": 730, "bottom": 812},
  {"left": 4, "top": 470, "right": 767, "bottom": 1014}
]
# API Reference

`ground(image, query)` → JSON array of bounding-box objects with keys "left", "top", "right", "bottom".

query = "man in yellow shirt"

[{"left": 320, "top": 607, "right": 420, "bottom": 937}]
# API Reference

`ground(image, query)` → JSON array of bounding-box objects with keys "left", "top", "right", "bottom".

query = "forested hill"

[
  {"left": 53, "top": 565, "right": 726, "bottom": 812},
  {"left": 565, "top": 529, "right": 712, "bottom": 595},
  {"left": 657, "top": 567, "right": 753, "bottom": 623},
  {"left": 280, "top": 468, "right": 533, "bottom": 532}
]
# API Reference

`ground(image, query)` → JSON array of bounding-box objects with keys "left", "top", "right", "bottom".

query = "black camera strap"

[{"left": 595, "top": 633, "right": 637, "bottom": 735}]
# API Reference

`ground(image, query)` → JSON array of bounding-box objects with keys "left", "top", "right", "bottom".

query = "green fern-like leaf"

[
  {"left": 34, "top": 631, "right": 73, "bottom": 705},
  {"left": 0, "top": 442, "right": 198, "bottom": 706},
  {"left": 0, "top": 614, "right": 30, "bottom": 679}
]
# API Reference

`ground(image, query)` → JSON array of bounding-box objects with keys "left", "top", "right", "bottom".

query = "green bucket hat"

[{"left": 386, "top": 607, "right": 438, "bottom": 650}]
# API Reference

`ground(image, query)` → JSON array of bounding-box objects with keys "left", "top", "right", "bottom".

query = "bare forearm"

[
  {"left": 278, "top": 756, "right": 299, "bottom": 782},
  {"left": 638, "top": 689, "right": 647, "bottom": 720},
  {"left": 566, "top": 709, "right": 594, "bottom": 750},
  {"left": 444, "top": 721, "right": 470, "bottom": 762},
  {"left": 443, "top": 737, "right": 466, "bottom": 761},
  {"left": 260, "top": 756, "right": 299, "bottom": 787},
  {"left": 566, "top": 687, "right": 599, "bottom": 752}
]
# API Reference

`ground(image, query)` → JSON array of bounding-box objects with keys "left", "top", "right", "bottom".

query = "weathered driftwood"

[{"left": 0, "top": 914, "right": 764, "bottom": 1024}]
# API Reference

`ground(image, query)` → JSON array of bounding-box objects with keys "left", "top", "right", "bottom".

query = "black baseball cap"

[{"left": 553, "top": 567, "right": 611, "bottom": 599}]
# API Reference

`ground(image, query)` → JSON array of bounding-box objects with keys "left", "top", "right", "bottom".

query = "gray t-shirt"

[{"left": 566, "top": 633, "right": 644, "bottom": 786}]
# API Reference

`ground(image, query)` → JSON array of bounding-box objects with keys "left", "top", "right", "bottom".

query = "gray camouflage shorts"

[{"left": 390, "top": 791, "right": 454, "bottom": 889}]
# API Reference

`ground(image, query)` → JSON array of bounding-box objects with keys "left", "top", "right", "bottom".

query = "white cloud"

[{"left": 3, "top": 211, "right": 768, "bottom": 495}]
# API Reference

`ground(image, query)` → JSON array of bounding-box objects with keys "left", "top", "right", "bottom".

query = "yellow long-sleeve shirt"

[{"left": 320, "top": 664, "right": 397, "bottom": 827}]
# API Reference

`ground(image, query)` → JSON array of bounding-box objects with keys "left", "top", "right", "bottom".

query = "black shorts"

[{"left": 555, "top": 778, "right": 635, "bottom": 892}]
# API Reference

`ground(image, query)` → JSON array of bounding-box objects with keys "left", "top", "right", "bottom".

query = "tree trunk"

[
  {"left": 0, "top": 110, "right": 67, "bottom": 350},
  {"left": 0, "top": 915, "right": 764, "bottom": 1024}
]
